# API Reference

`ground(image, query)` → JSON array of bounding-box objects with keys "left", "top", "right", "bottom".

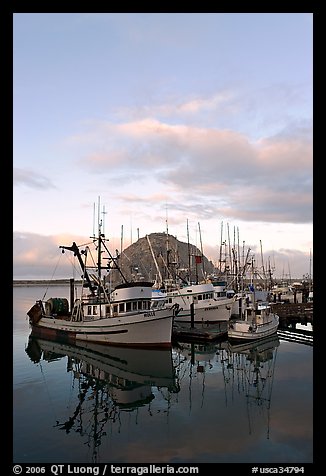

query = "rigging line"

[
  {"left": 265, "top": 345, "right": 278, "bottom": 439},
  {"left": 41, "top": 251, "right": 63, "bottom": 300},
  {"left": 66, "top": 253, "right": 84, "bottom": 278},
  {"left": 76, "top": 241, "right": 96, "bottom": 248},
  {"left": 200, "top": 369, "right": 206, "bottom": 409},
  {"left": 66, "top": 360, "right": 76, "bottom": 412},
  {"left": 38, "top": 361, "right": 58, "bottom": 424}
]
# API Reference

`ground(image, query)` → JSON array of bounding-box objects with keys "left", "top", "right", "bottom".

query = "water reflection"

[
  {"left": 170, "top": 335, "right": 280, "bottom": 442},
  {"left": 25, "top": 336, "right": 179, "bottom": 462},
  {"left": 16, "top": 286, "right": 312, "bottom": 463},
  {"left": 220, "top": 335, "right": 280, "bottom": 438},
  {"left": 277, "top": 317, "right": 313, "bottom": 345},
  {"left": 23, "top": 331, "right": 310, "bottom": 463}
]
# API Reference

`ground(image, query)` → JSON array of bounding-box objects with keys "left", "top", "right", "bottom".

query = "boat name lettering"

[{"left": 144, "top": 311, "right": 156, "bottom": 317}]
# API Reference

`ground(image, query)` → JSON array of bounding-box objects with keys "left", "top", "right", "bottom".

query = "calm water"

[{"left": 13, "top": 285, "right": 313, "bottom": 464}]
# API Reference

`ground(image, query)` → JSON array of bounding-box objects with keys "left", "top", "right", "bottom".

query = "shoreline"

[{"left": 13, "top": 279, "right": 82, "bottom": 286}]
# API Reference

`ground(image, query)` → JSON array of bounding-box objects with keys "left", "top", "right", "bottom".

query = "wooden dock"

[
  {"left": 172, "top": 321, "right": 228, "bottom": 343},
  {"left": 271, "top": 302, "right": 313, "bottom": 320}
]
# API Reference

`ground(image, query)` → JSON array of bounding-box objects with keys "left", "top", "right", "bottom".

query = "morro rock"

[{"left": 108, "top": 232, "right": 216, "bottom": 288}]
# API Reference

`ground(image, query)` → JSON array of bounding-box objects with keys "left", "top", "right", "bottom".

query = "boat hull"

[
  {"left": 30, "top": 310, "right": 173, "bottom": 348},
  {"left": 228, "top": 315, "right": 279, "bottom": 342},
  {"left": 173, "top": 298, "right": 234, "bottom": 324}
]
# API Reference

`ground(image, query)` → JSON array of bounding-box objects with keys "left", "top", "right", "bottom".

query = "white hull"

[
  {"left": 228, "top": 314, "right": 279, "bottom": 342},
  {"left": 227, "top": 333, "right": 280, "bottom": 354},
  {"left": 165, "top": 282, "right": 234, "bottom": 324},
  {"left": 31, "top": 309, "right": 173, "bottom": 348},
  {"left": 173, "top": 298, "right": 234, "bottom": 324}
]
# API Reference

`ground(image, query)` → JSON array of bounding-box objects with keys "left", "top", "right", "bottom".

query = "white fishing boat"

[
  {"left": 228, "top": 298, "right": 279, "bottom": 342},
  {"left": 271, "top": 283, "right": 302, "bottom": 303},
  {"left": 27, "top": 209, "right": 175, "bottom": 348},
  {"left": 166, "top": 282, "right": 235, "bottom": 326}
]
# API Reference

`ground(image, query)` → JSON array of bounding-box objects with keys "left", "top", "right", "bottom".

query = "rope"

[{"left": 41, "top": 252, "right": 63, "bottom": 300}]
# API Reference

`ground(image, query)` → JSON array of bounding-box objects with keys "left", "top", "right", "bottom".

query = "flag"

[{"left": 195, "top": 255, "right": 202, "bottom": 264}]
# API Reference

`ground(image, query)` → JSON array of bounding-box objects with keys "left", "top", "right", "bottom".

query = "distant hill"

[
  {"left": 13, "top": 233, "right": 218, "bottom": 288},
  {"left": 109, "top": 232, "right": 217, "bottom": 288}
]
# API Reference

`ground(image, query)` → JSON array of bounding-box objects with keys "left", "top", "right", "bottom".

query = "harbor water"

[{"left": 13, "top": 285, "right": 313, "bottom": 464}]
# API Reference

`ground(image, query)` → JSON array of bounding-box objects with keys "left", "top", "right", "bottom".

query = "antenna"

[
  {"left": 92, "top": 202, "right": 96, "bottom": 237},
  {"left": 101, "top": 205, "right": 107, "bottom": 236}
]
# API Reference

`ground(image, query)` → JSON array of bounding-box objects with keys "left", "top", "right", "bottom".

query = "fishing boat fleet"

[
  {"left": 27, "top": 253, "right": 279, "bottom": 349},
  {"left": 25, "top": 201, "right": 313, "bottom": 348}
]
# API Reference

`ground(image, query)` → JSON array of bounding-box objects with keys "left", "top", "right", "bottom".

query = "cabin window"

[
  {"left": 88, "top": 306, "right": 92, "bottom": 315},
  {"left": 106, "top": 305, "right": 110, "bottom": 315},
  {"left": 119, "top": 303, "right": 124, "bottom": 313},
  {"left": 198, "top": 295, "right": 203, "bottom": 301},
  {"left": 113, "top": 304, "right": 118, "bottom": 314},
  {"left": 133, "top": 301, "right": 137, "bottom": 311},
  {"left": 93, "top": 306, "right": 97, "bottom": 315},
  {"left": 126, "top": 302, "right": 132, "bottom": 312},
  {"left": 138, "top": 301, "right": 142, "bottom": 310},
  {"left": 168, "top": 298, "right": 172, "bottom": 304}
]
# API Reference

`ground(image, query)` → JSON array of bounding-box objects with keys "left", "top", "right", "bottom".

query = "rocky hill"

[{"left": 108, "top": 232, "right": 217, "bottom": 288}]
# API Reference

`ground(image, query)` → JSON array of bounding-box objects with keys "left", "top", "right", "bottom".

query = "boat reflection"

[
  {"left": 221, "top": 334, "right": 280, "bottom": 438},
  {"left": 25, "top": 335, "right": 178, "bottom": 461}
]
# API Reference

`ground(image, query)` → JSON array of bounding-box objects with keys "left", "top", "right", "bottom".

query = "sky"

[{"left": 13, "top": 12, "right": 313, "bottom": 280}]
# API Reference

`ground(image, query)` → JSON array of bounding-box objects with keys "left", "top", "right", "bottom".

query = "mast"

[
  {"left": 165, "top": 208, "right": 172, "bottom": 280},
  {"left": 120, "top": 224, "right": 124, "bottom": 258},
  {"left": 187, "top": 219, "right": 191, "bottom": 284},
  {"left": 97, "top": 198, "right": 102, "bottom": 289},
  {"left": 227, "top": 223, "right": 232, "bottom": 280},
  {"left": 309, "top": 249, "right": 312, "bottom": 289},
  {"left": 198, "top": 222, "right": 205, "bottom": 279},
  {"left": 219, "top": 221, "right": 223, "bottom": 274},
  {"left": 146, "top": 234, "right": 163, "bottom": 287},
  {"left": 260, "top": 240, "right": 267, "bottom": 289}
]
